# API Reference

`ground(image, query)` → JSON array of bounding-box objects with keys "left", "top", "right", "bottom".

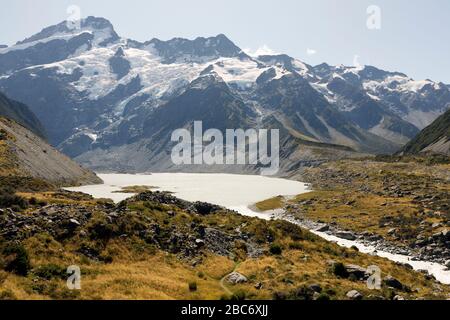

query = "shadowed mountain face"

[
  {"left": 400, "top": 109, "right": 450, "bottom": 156},
  {"left": 0, "top": 16, "right": 449, "bottom": 174},
  {"left": 0, "top": 92, "right": 46, "bottom": 138}
]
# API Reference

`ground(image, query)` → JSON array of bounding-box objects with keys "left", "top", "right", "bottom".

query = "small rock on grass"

[
  {"left": 346, "top": 290, "right": 363, "bottom": 300},
  {"left": 226, "top": 272, "right": 248, "bottom": 284}
]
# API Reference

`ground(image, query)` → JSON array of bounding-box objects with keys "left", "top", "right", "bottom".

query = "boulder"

[
  {"left": 383, "top": 276, "right": 404, "bottom": 290},
  {"left": 444, "top": 260, "right": 450, "bottom": 270},
  {"left": 345, "top": 264, "right": 368, "bottom": 280},
  {"left": 195, "top": 239, "right": 205, "bottom": 247},
  {"left": 346, "top": 290, "right": 363, "bottom": 300},
  {"left": 308, "top": 284, "right": 322, "bottom": 293},
  {"left": 443, "top": 229, "right": 450, "bottom": 240},
  {"left": 387, "top": 228, "right": 397, "bottom": 235},
  {"left": 226, "top": 272, "right": 248, "bottom": 284},
  {"left": 69, "top": 219, "right": 80, "bottom": 227},
  {"left": 336, "top": 231, "right": 356, "bottom": 241},
  {"left": 315, "top": 224, "right": 330, "bottom": 232}
]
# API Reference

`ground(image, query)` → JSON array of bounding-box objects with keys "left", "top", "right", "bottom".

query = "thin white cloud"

[
  {"left": 306, "top": 48, "right": 317, "bottom": 55},
  {"left": 243, "top": 44, "right": 279, "bottom": 57}
]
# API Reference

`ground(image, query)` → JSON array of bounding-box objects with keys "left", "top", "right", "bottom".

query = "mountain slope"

[
  {"left": 400, "top": 109, "right": 450, "bottom": 156},
  {"left": 0, "top": 117, "right": 101, "bottom": 186},
  {"left": 0, "top": 92, "right": 46, "bottom": 138}
]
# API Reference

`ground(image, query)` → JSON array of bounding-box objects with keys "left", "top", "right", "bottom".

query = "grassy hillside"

[
  {"left": 281, "top": 157, "right": 450, "bottom": 263},
  {"left": 0, "top": 190, "right": 448, "bottom": 300}
]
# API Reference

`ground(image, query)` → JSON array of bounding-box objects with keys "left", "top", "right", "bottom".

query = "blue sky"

[{"left": 1, "top": 0, "right": 449, "bottom": 83}]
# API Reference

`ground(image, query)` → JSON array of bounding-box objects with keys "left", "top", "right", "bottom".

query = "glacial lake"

[
  {"left": 66, "top": 173, "right": 310, "bottom": 219},
  {"left": 67, "top": 173, "right": 450, "bottom": 284}
]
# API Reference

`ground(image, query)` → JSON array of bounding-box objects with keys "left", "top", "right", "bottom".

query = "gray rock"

[
  {"left": 226, "top": 272, "right": 248, "bottom": 284},
  {"left": 346, "top": 290, "right": 363, "bottom": 300},
  {"left": 308, "top": 284, "right": 322, "bottom": 293},
  {"left": 393, "top": 295, "right": 405, "bottom": 300},
  {"left": 444, "top": 260, "right": 450, "bottom": 269},
  {"left": 79, "top": 230, "right": 88, "bottom": 237},
  {"left": 383, "top": 276, "right": 404, "bottom": 290},
  {"left": 336, "top": 231, "right": 356, "bottom": 241},
  {"left": 387, "top": 228, "right": 397, "bottom": 235},
  {"left": 69, "top": 219, "right": 80, "bottom": 227},
  {"left": 315, "top": 224, "right": 329, "bottom": 232},
  {"left": 345, "top": 264, "right": 368, "bottom": 280},
  {"left": 195, "top": 239, "right": 205, "bottom": 247}
]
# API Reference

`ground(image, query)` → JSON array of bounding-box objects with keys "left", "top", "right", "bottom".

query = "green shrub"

[
  {"left": 0, "top": 192, "right": 28, "bottom": 210},
  {"left": 269, "top": 244, "right": 282, "bottom": 255},
  {"left": 189, "top": 281, "right": 197, "bottom": 292},
  {"left": 316, "top": 293, "right": 331, "bottom": 301},
  {"left": 324, "top": 288, "right": 337, "bottom": 296},
  {"left": 0, "top": 289, "right": 17, "bottom": 300},
  {"left": 2, "top": 243, "right": 31, "bottom": 276},
  {"left": 331, "top": 262, "right": 348, "bottom": 278},
  {"left": 0, "top": 129, "right": 7, "bottom": 140},
  {"left": 30, "top": 280, "right": 80, "bottom": 300},
  {"left": 0, "top": 270, "right": 8, "bottom": 285},
  {"left": 273, "top": 291, "right": 287, "bottom": 300},
  {"left": 288, "top": 242, "right": 304, "bottom": 250},
  {"left": 274, "top": 220, "right": 304, "bottom": 241},
  {"left": 38, "top": 200, "right": 48, "bottom": 207},
  {"left": 34, "top": 264, "right": 66, "bottom": 280},
  {"left": 87, "top": 214, "right": 117, "bottom": 239},
  {"left": 291, "top": 285, "right": 314, "bottom": 300},
  {"left": 231, "top": 290, "right": 246, "bottom": 301},
  {"left": 348, "top": 273, "right": 359, "bottom": 282}
]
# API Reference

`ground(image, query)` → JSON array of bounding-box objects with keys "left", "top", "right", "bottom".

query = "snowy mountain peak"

[
  {"left": 145, "top": 34, "right": 244, "bottom": 64},
  {"left": 256, "top": 54, "right": 312, "bottom": 78},
  {"left": 16, "top": 16, "right": 118, "bottom": 47}
]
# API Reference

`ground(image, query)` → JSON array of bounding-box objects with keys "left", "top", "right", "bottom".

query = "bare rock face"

[{"left": 0, "top": 117, "right": 101, "bottom": 186}]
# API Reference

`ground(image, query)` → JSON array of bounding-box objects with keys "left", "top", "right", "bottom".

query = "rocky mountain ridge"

[{"left": 0, "top": 16, "right": 449, "bottom": 174}]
